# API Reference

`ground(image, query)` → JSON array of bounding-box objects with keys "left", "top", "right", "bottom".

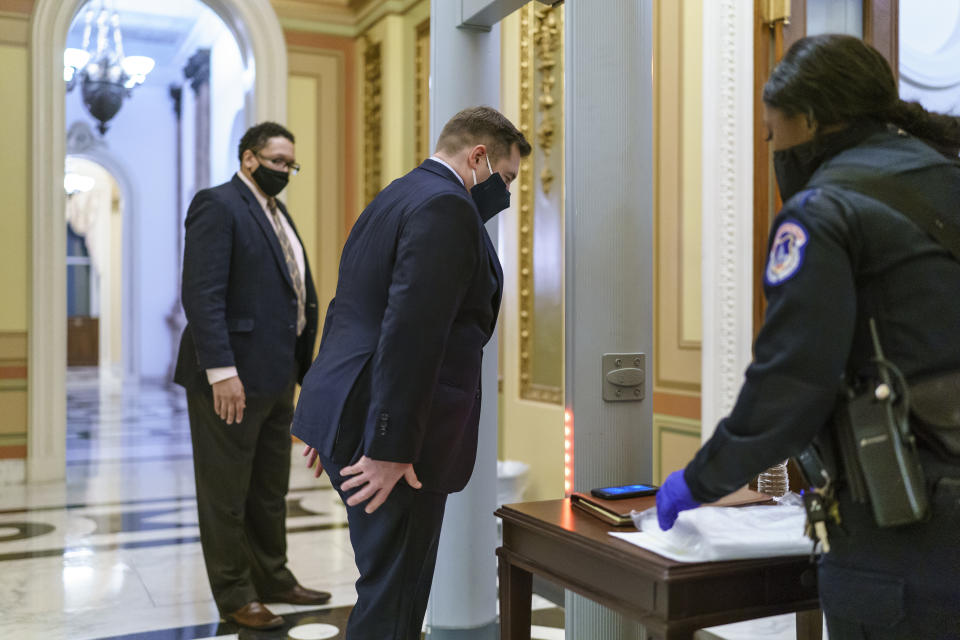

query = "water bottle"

[{"left": 758, "top": 460, "right": 789, "bottom": 499}]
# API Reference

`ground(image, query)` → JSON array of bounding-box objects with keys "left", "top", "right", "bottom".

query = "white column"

[
  {"left": 564, "top": 1, "right": 654, "bottom": 637},
  {"left": 424, "top": 1, "right": 500, "bottom": 637},
  {"left": 700, "top": 0, "right": 754, "bottom": 441}
]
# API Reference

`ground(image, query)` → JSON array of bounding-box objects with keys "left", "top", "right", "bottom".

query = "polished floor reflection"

[
  {"left": 0, "top": 369, "right": 565, "bottom": 640},
  {"left": 0, "top": 370, "right": 799, "bottom": 639}
]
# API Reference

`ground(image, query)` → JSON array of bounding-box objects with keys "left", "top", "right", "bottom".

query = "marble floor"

[
  {"left": 0, "top": 369, "right": 563, "bottom": 640},
  {"left": 0, "top": 368, "right": 820, "bottom": 640}
]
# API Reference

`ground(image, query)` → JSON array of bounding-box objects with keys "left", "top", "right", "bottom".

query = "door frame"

[
  {"left": 751, "top": 0, "right": 899, "bottom": 333},
  {"left": 29, "top": 0, "right": 288, "bottom": 482},
  {"left": 701, "top": 0, "right": 756, "bottom": 440},
  {"left": 66, "top": 149, "right": 140, "bottom": 379},
  {"left": 701, "top": 0, "right": 900, "bottom": 441}
]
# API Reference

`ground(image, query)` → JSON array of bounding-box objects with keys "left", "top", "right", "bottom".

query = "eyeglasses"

[{"left": 257, "top": 153, "right": 301, "bottom": 175}]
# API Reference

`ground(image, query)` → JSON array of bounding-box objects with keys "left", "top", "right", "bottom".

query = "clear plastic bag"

[{"left": 615, "top": 501, "right": 812, "bottom": 562}]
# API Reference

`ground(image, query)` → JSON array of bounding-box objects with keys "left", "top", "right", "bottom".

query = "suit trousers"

[
  {"left": 320, "top": 452, "right": 447, "bottom": 640},
  {"left": 187, "top": 384, "right": 299, "bottom": 614}
]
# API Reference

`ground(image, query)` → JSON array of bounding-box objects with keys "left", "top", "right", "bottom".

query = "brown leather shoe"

[
  {"left": 262, "top": 583, "right": 332, "bottom": 605},
  {"left": 224, "top": 601, "right": 284, "bottom": 630}
]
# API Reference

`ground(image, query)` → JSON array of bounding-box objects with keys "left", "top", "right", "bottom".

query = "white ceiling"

[{"left": 65, "top": 0, "right": 229, "bottom": 86}]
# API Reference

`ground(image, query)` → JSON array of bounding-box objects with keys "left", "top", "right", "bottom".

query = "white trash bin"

[
  {"left": 496, "top": 460, "right": 530, "bottom": 549},
  {"left": 496, "top": 459, "right": 530, "bottom": 506}
]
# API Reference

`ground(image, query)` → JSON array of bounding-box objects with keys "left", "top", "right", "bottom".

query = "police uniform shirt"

[{"left": 684, "top": 128, "right": 960, "bottom": 502}]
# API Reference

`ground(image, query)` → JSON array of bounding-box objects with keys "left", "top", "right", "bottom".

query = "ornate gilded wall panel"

[
  {"left": 518, "top": 4, "right": 564, "bottom": 404},
  {"left": 414, "top": 18, "right": 430, "bottom": 167},
  {"left": 363, "top": 40, "right": 383, "bottom": 206}
]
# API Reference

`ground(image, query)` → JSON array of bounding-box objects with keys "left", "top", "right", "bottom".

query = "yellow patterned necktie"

[{"left": 267, "top": 198, "right": 306, "bottom": 335}]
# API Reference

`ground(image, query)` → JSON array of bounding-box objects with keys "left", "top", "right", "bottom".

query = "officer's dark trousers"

[
  {"left": 819, "top": 451, "right": 960, "bottom": 639},
  {"left": 320, "top": 452, "right": 447, "bottom": 640},
  {"left": 187, "top": 384, "right": 298, "bottom": 614}
]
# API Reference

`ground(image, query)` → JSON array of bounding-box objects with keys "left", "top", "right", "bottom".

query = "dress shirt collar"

[
  {"left": 236, "top": 170, "right": 271, "bottom": 213},
  {"left": 428, "top": 156, "right": 465, "bottom": 186}
]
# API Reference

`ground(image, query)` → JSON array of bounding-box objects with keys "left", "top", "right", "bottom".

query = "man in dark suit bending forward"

[{"left": 294, "top": 106, "right": 530, "bottom": 639}]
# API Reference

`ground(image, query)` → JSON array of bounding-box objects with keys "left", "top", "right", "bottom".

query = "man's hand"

[
  {"left": 655, "top": 469, "right": 701, "bottom": 530},
  {"left": 340, "top": 455, "right": 422, "bottom": 514},
  {"left": 302, "top": 445, "right": 324, "bottom": 479},
  {"left": 212, "top": 376, "right": 245, "bottom": 425}
]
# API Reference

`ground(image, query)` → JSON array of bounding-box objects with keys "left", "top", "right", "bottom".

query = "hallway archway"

[
  {"left": 29, "top": 0, "right": 288, "bottom": 482},
  {"left": 64, "top": 147, "right": 137, "bottom": 378}
]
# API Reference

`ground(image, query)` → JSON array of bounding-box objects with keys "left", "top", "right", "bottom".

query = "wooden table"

[{"left": 496, "top": 498, "right": 822, "bottom": 640}]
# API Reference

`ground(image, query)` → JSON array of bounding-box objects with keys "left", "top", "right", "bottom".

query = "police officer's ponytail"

[
  {"left": 884, "top": 100, "right": 960, "bottom": 157},
  {"left": 764, "top": 34, "right": 960, "bottom": 157}
]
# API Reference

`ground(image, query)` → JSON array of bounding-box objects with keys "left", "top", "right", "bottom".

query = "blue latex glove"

[{"left": 656, "top": 469, "right": 701, "bottom": 530}]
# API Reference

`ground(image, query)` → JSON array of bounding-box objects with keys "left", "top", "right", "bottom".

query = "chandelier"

[{"left": 63, "top": 1, "right": 155, "bottom": 135}]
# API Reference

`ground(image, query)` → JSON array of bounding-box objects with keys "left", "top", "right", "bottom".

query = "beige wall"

[
  {"left": 0, "top": 0, "right": 707, "bottom": 480},
  {"left": 0, "top": 9, "right": 31, "bottom": 459},
  {"left": 355, "top": 0, "right": 429, "bottom": 220},
  {"left": 352, "top": 2, "right": 569, "bottom": 502},
  {"left": 0, "top": 41, "right": 28, "bottom": 334},
  {"left": 284, "top": 36, "right": 357, "bottom": 334},
  {"left": 652, "top": 0, "right": 704, "bottom": 483},
  {"left": 0, "top": 1, "right": 363, "bottom": 462},
  {"left": 497, "top": 0, "right": 709, "bottom": 496}
]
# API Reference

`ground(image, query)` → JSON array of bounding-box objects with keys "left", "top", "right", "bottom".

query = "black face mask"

[
  {"left": 773, "top": 121, "right": 886, "bottom": 201},
  {"left": 470, "top": 156, "right": 511, "bottom": 222},
  {"left": 772, "top": 141, "right": 820, "bottom": 202},
  {"left": 252, "top": 163, "right": 289, "bottom": 197}
]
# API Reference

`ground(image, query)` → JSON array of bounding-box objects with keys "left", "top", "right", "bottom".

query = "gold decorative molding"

[
  {"left": 518, "top": 4, "right": 564, "bottom": 405},
  {"left": 363, "top": 39, "right": 383, "bottom": 206},
  {"left": 761, "top": 0, "right": 791, "bottom": 27},
  {"left": 414, "top": 18, "right": 430, "bottom": 168},
  {"left": 518, "top": 6, "right": 536, "bottom": 400},
  {"left": 533, "top": 7, "right": 559, "bottom": 195}
]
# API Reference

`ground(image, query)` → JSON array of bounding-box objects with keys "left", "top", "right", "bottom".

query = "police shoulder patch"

[{"left": 764, "top": 219, "right": 809, "bottom": 286}]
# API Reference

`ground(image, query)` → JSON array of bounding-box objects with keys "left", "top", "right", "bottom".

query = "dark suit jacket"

[
  {"left": 292, "top": 160, "right": 503, "bottom": 493},
  {"left": 174, "top": 174, "right": 319, "bottom": 396}
]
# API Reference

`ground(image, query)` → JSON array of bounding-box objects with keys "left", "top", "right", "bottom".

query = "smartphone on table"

[{"left": 590, "top": 483, "right": 659, "bottom": 500}]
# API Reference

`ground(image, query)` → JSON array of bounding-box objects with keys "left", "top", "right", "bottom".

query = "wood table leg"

[
  {"left": 498, "top": 552, "right": 533, "bottom": 640},
  {"left": 796, "top": 608, "right": 822, "bottom": 640}
]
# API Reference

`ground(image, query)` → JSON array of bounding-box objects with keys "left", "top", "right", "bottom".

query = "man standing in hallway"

[
  {"left": 174, "top": 122, "right": 330, "bottom": 630},
  {"left": 294, "top": 106, "right": 530, "bottom": 639}
]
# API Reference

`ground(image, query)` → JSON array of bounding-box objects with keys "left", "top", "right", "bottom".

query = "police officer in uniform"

[{"left": 656, "top": 35, "right": 960, "bottom": 639}]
